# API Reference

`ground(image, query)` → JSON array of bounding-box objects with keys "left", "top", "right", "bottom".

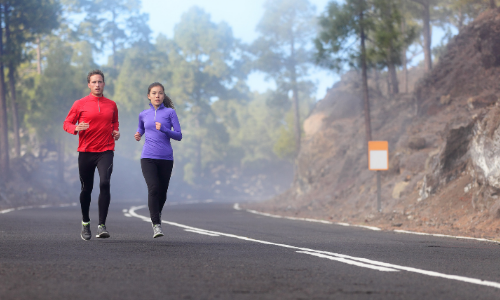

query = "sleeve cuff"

[{"left": 160, "top": 124, "right": 169, "bottom": 133}]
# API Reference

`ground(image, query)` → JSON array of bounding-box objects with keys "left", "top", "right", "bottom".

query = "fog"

[{"left": 0, "top": 0, "right": 487, "bottom": 216}]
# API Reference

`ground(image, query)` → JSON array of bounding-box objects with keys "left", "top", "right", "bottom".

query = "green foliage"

[
  {"left": 252, "top": 0, "right": 316, "bottom": 79},
  {"left": 212, "top": 92, "right": 282, "bottom": 166},
  {"left": 183, "top": 162, "right": 196, "bottom": 185},
  {"left": 368, "top": 0, "right": 417, "bottom": 69},
  {"left": 7, "top": 0, "right": 494, "bottom": 196},
  {"left": 252, "top": 0, "right": 317, "bottom": 156},
  {"left": 157, "top": 7, "right": 246, "bottom": 186},
  {"left": 315, "top": 0, "right": 373, "bottom": 71},
  {"left": 167, "top": 7, "right": 241, "bottom": 105},
  {"left": 273, "top": 111, "right": 296, "bottom": 160},
  {"left": 26, "top": 40, "right": 83, "bottom": 140},
  {"left": 439, "top": 0, "right": 493, "bottom": 30},
  {"left": 113, "top": 46, "right": 155, "bottom": 115},
  {"left": 67, "top": 0, "right": 149, "bottom": 62}
]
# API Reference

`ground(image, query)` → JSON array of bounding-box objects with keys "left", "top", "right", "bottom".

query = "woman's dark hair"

[{"left": 147, "top": 82, "right": 175, "bottom": 109}]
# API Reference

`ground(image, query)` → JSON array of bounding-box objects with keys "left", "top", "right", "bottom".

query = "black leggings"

[
  {"left": 78, "top": 151, "right": 114, "bottom": 224},
  {"left": 141, "top": 159, "right": 173, "bottom": 225}
]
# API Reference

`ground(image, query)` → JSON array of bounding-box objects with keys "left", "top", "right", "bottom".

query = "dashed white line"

[{"left": 127, "top": 205, "right": 500, "bottom": 290}]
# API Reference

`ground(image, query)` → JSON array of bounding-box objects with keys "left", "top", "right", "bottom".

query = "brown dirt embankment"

[{"left": 244, "top": 8, "right": 500, "bottom": 241}]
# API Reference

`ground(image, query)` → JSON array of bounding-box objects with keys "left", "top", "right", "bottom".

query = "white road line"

[
  {"left": 239, "top": 204, "right": 500, "bottom": 242},
  {"left": 297, "top": 251, "right": 398, "bottom": 272},
  {"left": 184, "top": 229, "right": 220, "bottom": 236},
  {"left": 127, "top": 205, "right": 500, "bottom": 290},
  {"left": 394, "top": 230, "right": 496, "bottom": 243},
  {"left": 0, "top": 203, "right": 77, "bottom": 214},
  {"left": 167, "top": 200, "right": 214, "bottom": 206},
  {"left": 246, "top": 207, "right": 382, "bottom": 230}
]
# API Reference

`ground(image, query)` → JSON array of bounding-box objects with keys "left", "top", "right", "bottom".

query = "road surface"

[{"left": 1, "top": 201, "right": 500, "bottom": 299}]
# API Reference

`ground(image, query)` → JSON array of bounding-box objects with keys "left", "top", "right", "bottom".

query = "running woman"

[
  {"left": 135, "top": 82, "right": 182, "bottom": 238},
  {"left": 63, "top": 70, "right": 120, "bottom": 241}
]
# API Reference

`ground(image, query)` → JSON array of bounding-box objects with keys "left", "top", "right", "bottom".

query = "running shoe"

[
  {"left": 81, "top": 222, "right": 91, "bottom": 241},
  {"left": 96, "top": 224, "right": 110, "bottom": 238},
  {"left": 153, "top": 224, "right": 164, "bottom": 238}
]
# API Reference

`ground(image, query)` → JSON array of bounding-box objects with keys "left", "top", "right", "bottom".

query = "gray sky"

[{"left": 141, "top": 0, "right": 335, "bottom": 100}]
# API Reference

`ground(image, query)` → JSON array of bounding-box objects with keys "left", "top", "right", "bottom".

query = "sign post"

[{"left": 368, "top": 141, "right": 388, "bottom": 212}]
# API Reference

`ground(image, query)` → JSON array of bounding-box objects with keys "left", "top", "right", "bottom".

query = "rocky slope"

[{"left": 246, "top": 8, "right": 500, "bottom": 239}]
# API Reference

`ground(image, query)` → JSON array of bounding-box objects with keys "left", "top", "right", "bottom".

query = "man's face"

[{"left": 88, "top": 74, "right": 105, "bottom": 96}]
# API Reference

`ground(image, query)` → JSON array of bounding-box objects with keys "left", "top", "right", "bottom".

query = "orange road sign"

[{"left": 368, "top": 141, "right": 388, "bottom": 171}]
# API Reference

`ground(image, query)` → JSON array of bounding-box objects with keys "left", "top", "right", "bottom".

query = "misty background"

[{"left": 0, "top": 0, "right": 491, "bottom": 207}]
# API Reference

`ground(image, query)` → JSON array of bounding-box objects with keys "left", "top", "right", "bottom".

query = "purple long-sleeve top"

[{"left": 137, "top": 103, "right": 182, "bottom": 160}]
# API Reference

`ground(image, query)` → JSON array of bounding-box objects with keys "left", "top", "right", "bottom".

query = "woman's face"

[{"left": 148, "top": 86, "right": 165, "bottom": 108}]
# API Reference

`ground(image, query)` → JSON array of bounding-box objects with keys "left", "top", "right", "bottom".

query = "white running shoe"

[{"left": 153, "top": 224, "right": 164, "bottom": 238}]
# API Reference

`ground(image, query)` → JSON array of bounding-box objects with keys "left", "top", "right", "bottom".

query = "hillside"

[{"left": 246, "top": 8, "right": 500, "bottom": 239}]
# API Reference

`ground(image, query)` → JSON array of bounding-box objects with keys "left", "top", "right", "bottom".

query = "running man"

[{"left": 63, "top": 70, "right": 120, "bottom": 241}]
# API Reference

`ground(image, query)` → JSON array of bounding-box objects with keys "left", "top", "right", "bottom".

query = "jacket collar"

[
  {"left": 149, "top": 103, "right": 165, "bottom": 110},
  {"left": 88, "top": 93, "right": 104, "bottom": 100}
]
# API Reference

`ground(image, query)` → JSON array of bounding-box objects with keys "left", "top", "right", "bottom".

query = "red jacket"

[{"left": 63, "top": 94, "right": 119, "bottom": 152}]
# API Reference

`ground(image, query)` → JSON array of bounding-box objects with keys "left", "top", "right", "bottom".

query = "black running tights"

[
  {"left": 78, "top": 151, "right": 114, "bottom": 225},
  {"left": 140, "top": 159, "right": 173, "bottom": 225}
]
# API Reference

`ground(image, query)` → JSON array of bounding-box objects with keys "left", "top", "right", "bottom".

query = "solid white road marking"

[
  {"left": 297, "top": 251, "right": 398, "bottom": 272},
  {"left": 240, "top": 204, "right": 498, "bottom": 242},
  {"left": 184, "top": 229, "right": 220, "bottom": 236},
  {"left": 0, "top": 203, "right": 77, "bottom": 214},
  {"left": 394, "top": 230, "right": 495, "bottom": 243},
  {"left": 127, "top": 205, "right": 500, "bottom": 290},
  {"left": 246, "top": 208, "right": 381, "bottom": 230}
]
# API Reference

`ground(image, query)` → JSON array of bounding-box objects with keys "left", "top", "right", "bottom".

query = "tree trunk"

[
  {"left": 7, "top": 65, "right": 19, "bottom": 157},
  {"left": 386, "top": 72, "right": 391, "bottom": 96},
  {"left": 402, "top": 51, "right": 408, "bottom": 93},
  {"left": 5, "top": 10, "right": 20, "bottom": 157},
  {"left": 36, "top": 37, "right": 41, "bottom": 74},
  {"left": 360, "top": 11, "right": 372, "bottom": 142},
  {"left": 490, "top": 0, "right": 497, "bottom": 9},
  {"left": 0, "top": 5, "right": 10, "bottom": 182},
  {"left": 374, "top": 69, "right": 381, "bottom": 94},
  {"left": 401, "top": 20, "right": 408, "bottom": 93},
  {"left": 290, "top": 35, "right": 301, "bottom": 156},
  {"left": 422, "top": 1, "right": 432, "bottom": 72},
  {"left": 388, "top": 58, "right": 399, "bottom": 94}
]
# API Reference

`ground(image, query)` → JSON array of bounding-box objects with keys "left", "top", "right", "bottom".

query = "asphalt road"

[{"left": 1, "top": 201, "right": 500, "bottom": 300}]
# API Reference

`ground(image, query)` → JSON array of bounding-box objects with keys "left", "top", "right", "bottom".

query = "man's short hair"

[{"left": 87, "top": 69, "right": 105, "bottom": 83}]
